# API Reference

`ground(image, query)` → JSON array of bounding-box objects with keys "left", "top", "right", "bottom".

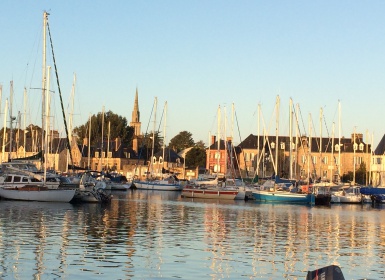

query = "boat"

[
  {"left": 331, "top": 185, "right": 362, "bottom": 204},
  {"left": 0, "top": 173, "right": 75, "bottom": 202},
  {"left": 134, "top": 175, "right": 183, "bottom": 191},
  {"left": 181, "top": 183, "right": 239, "bottom": 200},
  {"left": 71, "top": 171, "right": 111, "bottom": 203},
  {"left": 133, "top": 99, "right": 183, "bottom": 191},
  {"left": 313, "top": 186, "right": 332, "bottom": 206},
  {"left": 252, "top": 180, "right": 315, "bottom": 204},
  {"left": 306, "top": 265, "right": 345, "bottom": 280}
]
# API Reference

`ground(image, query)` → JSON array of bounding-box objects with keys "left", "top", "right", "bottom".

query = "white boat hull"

[
  {"left": 0, "top": 188, "right": 76, "bottom": 202},
  {"left": 134, "top": 181, "right": 182, "bottom": 191}
]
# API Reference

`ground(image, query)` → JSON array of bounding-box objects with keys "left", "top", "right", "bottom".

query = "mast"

[
  {"left": 217, "top": 105, "right": 221, "bottom": 175},
  {"left": 319, "top": 107, "right": 323, "bottom": 180},
  {"left": 107, "top": 121, "right": 110, "bottom": 171},
  {"left": 353, "top": 126, "right": 356, "bottom": 185},
  {"left": 2, "top": 99, "right": 8, "bottom": 162},
  {"left": 289, "top": 98, "right": 293, "bottom": 179},
  {"left": 331, "top": 122, "right": 335, "bottom": 182},
  {"left": 66, "top": 73, "right": 76, "bottom": 172},
  {"left": 338, "top": 101, "right": 341, "bottom": 182},
  {"left": 9, "top": 81, "right": 14, "bottom": 160},
  {"left": 150, "top": 97, "right": 157, "bottom": 177},
  {"left": 162, "top": 101, "right": 167, "bottom": 175},
  {"left": 100, "top": 105, "right": 105, "bottom": 172},
  {"left": 308, "top": 113, "right": 312, "bottom": 184},
  {"left": 257, "top": 103, "right": 261, "bottom": 178},
  {"left": 23, "top": 87, "right": 27, "bottom": 157},
  {"left": 42, "top": 11, "right": 48, "bottom": 157},
  {"left": 274, "top": 95, "right": 280, "bottom": 177},
  {"left": 87, "top": 114, "right": 91, "bottom": 169},
  {"left": 43, "top": 66, "right": 51, "bottom": 182}
]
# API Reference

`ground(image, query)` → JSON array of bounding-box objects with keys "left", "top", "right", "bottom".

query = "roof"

[{"left": 375, "top": 134, "right": 385, "bottom": 155}]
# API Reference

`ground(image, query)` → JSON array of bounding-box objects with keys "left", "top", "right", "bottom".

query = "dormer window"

[
  {"left": 335, "top": 144, "right": 340, "bottom": 152},
  {"left": 359, "top": 143, "right": 364, "bottom": 151}
]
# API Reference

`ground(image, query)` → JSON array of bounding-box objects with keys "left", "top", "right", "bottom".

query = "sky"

[{"left": 1, "top": 1, "right": 385, "bottom": 148}]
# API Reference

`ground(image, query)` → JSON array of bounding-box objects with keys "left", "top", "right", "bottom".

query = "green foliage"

[
  {"left": 73, "top": 110, "right": 133, "bottom": 146},
  {"left": 169, "top": 131, "right": 194, "bottom": 153},
  {"left": 185, "top": 146, "right": 206, "bottom": 168},
  {"left": 138, "top": 131, "right": 163, "bottom": 160}
]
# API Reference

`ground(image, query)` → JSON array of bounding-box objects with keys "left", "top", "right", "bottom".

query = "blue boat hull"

[
  {"left": 252, "top": 191, "right": 315, "bottom": 204},
  {"left": 360, "top": 187, "right": 385, "bottom": 195}
]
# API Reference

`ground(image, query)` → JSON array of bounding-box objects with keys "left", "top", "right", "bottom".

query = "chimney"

[
  {"left": 211, "top": 135, "right": 216, "bottom": 145},
  {"left": 83, "top": 138, "right": 88, "bottom": 146}
]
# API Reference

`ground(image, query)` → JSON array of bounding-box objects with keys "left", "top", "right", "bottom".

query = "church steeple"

[
  {"left": 130, "top": 87, "right": 141, "bottom": 137},
  {"left": 132, "top": 88, "right": 140, "bottom": 123}
]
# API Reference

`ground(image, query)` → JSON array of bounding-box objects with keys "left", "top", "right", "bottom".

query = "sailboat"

[
  {"left": 181, "top": 105, "right": 239, "bottom": 200},
  {"left": 133, "top": 99, "right": 183, "bottom": 191},
  {"left": 0, "top": 17, "right": 76, "bottom": 202},
  {"left": 252, "top": 96, "right": 315, "bottom": 205}
]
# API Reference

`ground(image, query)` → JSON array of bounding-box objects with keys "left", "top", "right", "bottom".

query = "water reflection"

[{"left": 0, "top": 192, "right": 384, "bottom": 279}]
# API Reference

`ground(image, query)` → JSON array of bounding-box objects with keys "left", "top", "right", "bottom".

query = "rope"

[{"left": 46, "top": 20, "right": 74, "bottom": 171}]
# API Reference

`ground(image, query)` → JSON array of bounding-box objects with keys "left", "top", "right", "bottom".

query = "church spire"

[{"left": 130, "top": 87, "right": 141, "bottom": 137}]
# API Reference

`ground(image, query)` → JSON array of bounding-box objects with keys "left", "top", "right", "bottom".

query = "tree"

[
  {"left": 185, "top": 146, "right": 206, "bottom": 168},
  {"left": 195, "top": 140, "right": 206, "bottom": 149},
  {"left": 137, "top": 131, "right": 163, "bottom": 161},
  {"left": 73, "top": 110, "right": 134, "bottom": 146},
  {"left": 169, "top": 131, "right": 194, "bottom": 153}
]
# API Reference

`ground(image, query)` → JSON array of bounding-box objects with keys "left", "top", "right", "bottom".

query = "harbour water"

[{"left": 0, "top": 190, "right": 384, "bottom": 279}]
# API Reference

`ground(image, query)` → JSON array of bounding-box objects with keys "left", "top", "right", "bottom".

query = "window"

[
  {"left": 357, "top": 157, "right": 362, "bottom": 165},
  {"left": 323, "top": 156, "right": 328, "bottom": 164},
  {"left": 353, "top": 143, "right": 358, "bottom": 151},
  {"left": 14, "top": 176, "right": 21, "bottom": 183},
  {"left": 359, "top": 143, "right": 364, "bottom": 151},
  {"left": 102, "top": 152, "right": 106, "bottom": 158},
  {"left": 95, "top": 152, "right": 99, "bottom": 158},
  {"left": 108, "top": 152, "right": 112, "bottom": 158},
  {"left": 215, "top": 152, "right": 220, "bottom": 159},
  {"left": 280, "top": 142, "right": 285, "bottom": 150},
  {"left": 335, "top": 144, "right": 340, "bottom": 152},
  {"left": 302, "top": 155, "right": 306, "bottom": 164},
  {"left": 245, "top": 153, "right": 249, "bottom": 161},
  {"left": 312, "top": 156, "right": 317, "bottom": 164}
]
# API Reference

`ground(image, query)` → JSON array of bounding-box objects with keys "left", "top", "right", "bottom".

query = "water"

[{"left": 0, "top": 190, "right": 384, "bottom": 279}]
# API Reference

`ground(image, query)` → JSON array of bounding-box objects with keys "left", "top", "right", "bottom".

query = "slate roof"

[
  {"left": 154, "top": 148, "right": 184, "bottom": 164},
  {"left": 374, "top": 134, "right": 385, "bottom": 155},
  {"left": 237, "top": 134, "right": 371, "bottom": 153}
]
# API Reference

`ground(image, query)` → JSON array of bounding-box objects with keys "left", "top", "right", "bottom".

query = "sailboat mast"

[
  {"left": 150, "top": 98, "right": 157, "bottom": 177},
  {"left": 87, "top": 114, "right": 91, "bottom": 169},
  {"left": 101, "top": 105, "right": 105, "bottom": 172},
  {"left": 353, "top": 126, "right": 356, "bottom": 184},
  {"left": 217, "top": 105, "right": 221, "bottom": 175},
  {"left": 319, "top": 107, "right": 323, "bottom": 180},
  {"left": 289, "top": 98, "right": 293, "bottom": 179},
  {"left": 42, "top": 11, "right": 48, "bottom": 157},
  {"left": 308, "top": 113, "right": 312, "bottom": 184},
  {"left": 338, "top": 101, "right": 341, "bottom": 182},
  {"left": 107, "top": 121, "right": 110, "bottom": 170},
  {"left": 275, "top": 96, "right": 280, "bottom": 177},
  {"left": 2, "top": 99, "right": 8, "bottom": 162},
  {"left": 162, "top": 101, "right": 167, "bottom": 174},
  {"left": 9, "top": 81, "right": 14, "bottom": 159},
  {"left": 23, "top": 87, "right": 27, "bottom": 157},
  {"left": 44, "top": 66, "right": 51, "bottom": 183},
  {"left": 331, "top": 122, "right": 335, "bottom": 182}
]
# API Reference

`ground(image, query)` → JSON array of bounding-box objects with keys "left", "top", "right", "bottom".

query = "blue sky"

[{"left": 1, "top": 1, "right": 385, "bottom": 148}]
